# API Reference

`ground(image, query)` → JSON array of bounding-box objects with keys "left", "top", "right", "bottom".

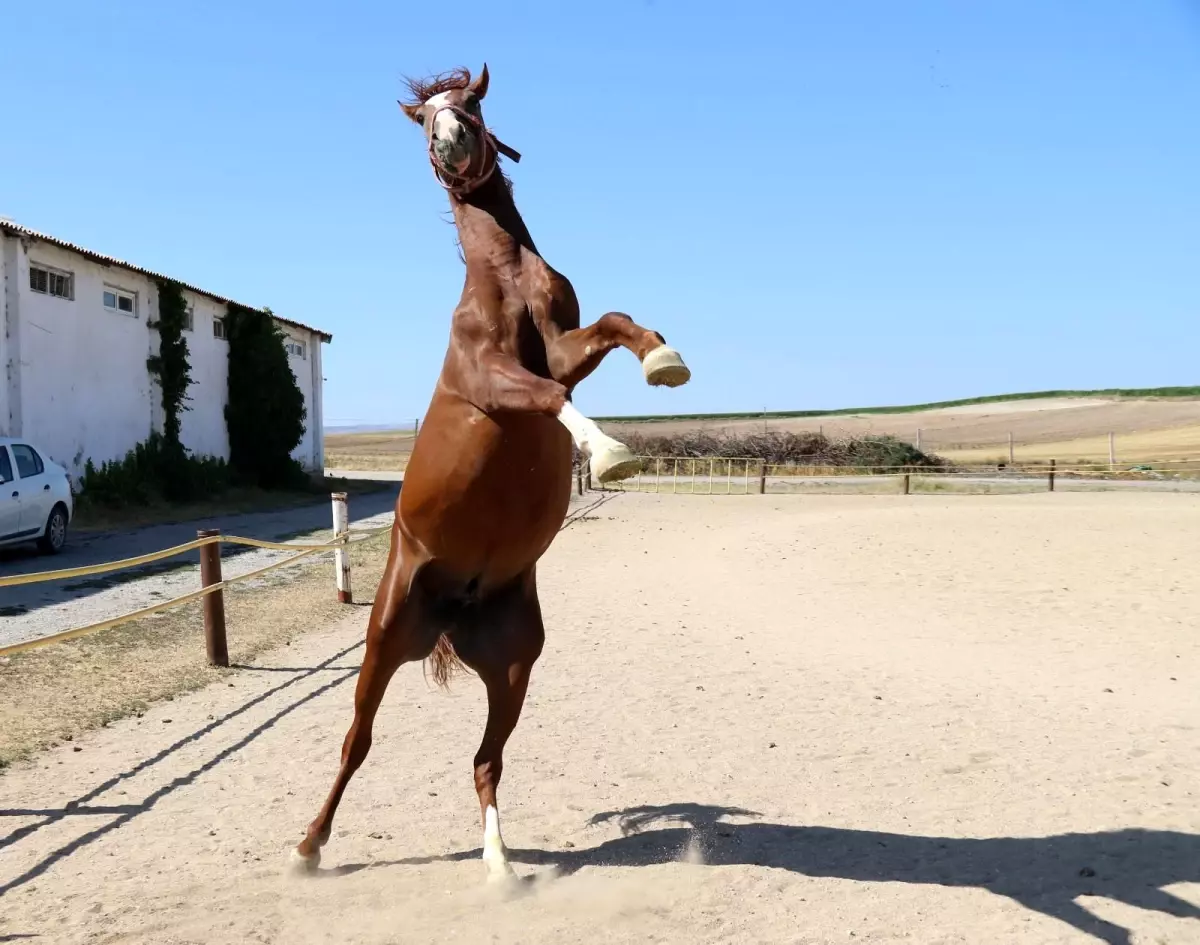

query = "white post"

[
  {"left": 915, "top": 428, "right": 922, "bottom": 450},
  {"left": 1109, "top": 431, "right": 1116, "bottom": 466},
  {"left": 331, "top": 492, "right": 352, "bottom": 604},
  {"left": 1008, "top": 431, "right": 1015, "bottom": 465}
]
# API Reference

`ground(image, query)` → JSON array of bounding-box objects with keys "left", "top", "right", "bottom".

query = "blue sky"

[{"left": 4, "top": 1, "right": 1198, "bottom": 425}]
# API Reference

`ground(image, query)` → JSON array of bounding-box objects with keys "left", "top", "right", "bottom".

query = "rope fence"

[{"left": 0, "top": 493, "right": 392, "bottom": 661}]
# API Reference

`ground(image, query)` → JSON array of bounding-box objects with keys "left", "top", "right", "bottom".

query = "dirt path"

[{"left": 2, "top": 492, "right": 1198, "bottom": 944}]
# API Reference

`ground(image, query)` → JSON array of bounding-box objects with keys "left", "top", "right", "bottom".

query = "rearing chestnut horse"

[{"left": 291, "top": 64, "right": 690, "bottom": 881}]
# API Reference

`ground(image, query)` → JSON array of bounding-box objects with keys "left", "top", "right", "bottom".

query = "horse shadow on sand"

[{"left": 364, "top": 802, "right": 1199, "bottom": 945}]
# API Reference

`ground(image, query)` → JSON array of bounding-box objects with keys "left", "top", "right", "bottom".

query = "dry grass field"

[
  {"left": 2, "top": 491, "right": 1199, "bottom": 944},
  {"left": 324, "top": 396, "right": 1200, "bottom": 472},
  {"left": 325, "top": 429, "right": 418, "bottom": 472}
]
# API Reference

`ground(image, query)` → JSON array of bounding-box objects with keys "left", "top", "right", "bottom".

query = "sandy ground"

[{"left": 2, "top": 492, "right": 1199, "bottom": 944}]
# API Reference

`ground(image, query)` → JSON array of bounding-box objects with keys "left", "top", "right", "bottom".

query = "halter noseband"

[{"left": 426, "top": 102, "right": 521, "bottom": 197}]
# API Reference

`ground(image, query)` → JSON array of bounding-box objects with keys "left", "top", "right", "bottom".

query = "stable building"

[{"left": 0, "top": 220, "right": 331, "bottom": 483}]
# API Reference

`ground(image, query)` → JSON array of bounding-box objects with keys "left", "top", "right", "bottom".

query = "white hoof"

[
  {"left": 642, "top": 345, "right": 691, "bottom": 388},
  {"left": 591, "top": 441, "right": 642, "bottom": 484},
  {"left": 289, "top": 847, "right": 321, "bottom": 875}
]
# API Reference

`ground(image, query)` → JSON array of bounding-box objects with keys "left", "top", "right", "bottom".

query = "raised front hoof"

[
  {"left": 591, "top": 442, "right": 642, "bottom": 484},
  {"left": 288, "top": 846, "right": 321, "bottom": 875},
  {"left": 642, "top": 345, "right": 691, "bottom": 388}
]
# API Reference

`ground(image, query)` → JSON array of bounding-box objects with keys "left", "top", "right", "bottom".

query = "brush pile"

[{"left": 589, "top": 429, "right": 949, "bottom": 470}]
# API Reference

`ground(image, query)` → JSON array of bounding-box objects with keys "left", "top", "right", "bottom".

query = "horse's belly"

[{"left": 399, "top": 408, "right": 574, "bottom": 583}]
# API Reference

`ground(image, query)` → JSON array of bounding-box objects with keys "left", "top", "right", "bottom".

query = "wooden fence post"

[
  {"left": 759, "top": 461, "right": 768, "bottom": 495},
  {"left": 331, "top": 492, "right": 352, "bottom": 604},
  {"left": 575, "top": 463, "right": 584, "bottom": 496},
  {"left": 197, "top": 529, "right": 229, "bottom": 667},
  {"left": 903, "top": 473, "right": 911, "bottom": 495},
  {"left": 1048, "top": 459, "right": 1056, "bottom": 493}
]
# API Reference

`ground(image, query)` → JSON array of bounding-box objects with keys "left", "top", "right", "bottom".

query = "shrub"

[
  {"left": 604, "top": 429, "right": 948, "bottom": 470},
  {"left": 224, "top": 304, "right": 308, "bottom": 489},
  {"left": 79, "top": 433, "right": 231, "bottom": 508}
]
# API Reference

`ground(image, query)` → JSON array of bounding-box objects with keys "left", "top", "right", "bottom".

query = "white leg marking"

[
  {"left": 288, "top": 846, "right": 321, "bottom": 875},
  {"left": 482, "top": 804, "right": 515, "bottom": 881},
  {"left": 558, "top": 402, "right": 641, "bottom": 484},
  {"left": 557, "top": 402, "right": 620, "bottom": 454}
]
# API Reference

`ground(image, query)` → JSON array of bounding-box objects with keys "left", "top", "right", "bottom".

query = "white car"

[{"left": 0, "top": 437, "right": 74, "bottom": 555}]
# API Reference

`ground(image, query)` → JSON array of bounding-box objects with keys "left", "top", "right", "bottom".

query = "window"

[
  {"left": 103, "top": 285, "right": 138, "bottom": 316},
  {"left": 284, "top": 339, "right": 306, "bottom": 359},
  {"left": 0, "top": 447, "right": 12, "bottom": 484},
  {"left": 29, "top": 264, "right": 74, "bottom": 300},
  {"left": 183, "top": 305, "right": 194, "bottom": 332},
  {"left": 213, "top": 317, "right": 227, "bottom": 339},
  {"left": 11, "top": 444, "right": 44, "bottom": 479}
]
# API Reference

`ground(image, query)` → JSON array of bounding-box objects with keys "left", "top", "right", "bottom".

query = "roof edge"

[{"left": 1, "top": 220, "right": 333, "bottom": 342}]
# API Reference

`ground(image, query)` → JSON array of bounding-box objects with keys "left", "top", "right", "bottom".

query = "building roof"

[{"left": 0, "top": 219, "right": 332, "bottom": 342}]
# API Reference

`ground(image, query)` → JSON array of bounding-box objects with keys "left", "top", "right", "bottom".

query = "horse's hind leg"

[
  {"left": 452, "top": 572, "right": 545, "bottom": 883},
  {"left": 290, "top": 536, "right": 433, "bottom": 872}
]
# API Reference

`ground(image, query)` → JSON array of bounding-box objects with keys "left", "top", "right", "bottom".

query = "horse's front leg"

[
  {"left": 470, "top": 349, "right": 642, "bottom": 483},
  {"left": 547, "top": 312, "right": 691, "bottom": 391}
]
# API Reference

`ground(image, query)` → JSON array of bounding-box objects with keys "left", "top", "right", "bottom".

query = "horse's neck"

[{"left": 452, "top": 175, "right": 539, "bottom": 275}]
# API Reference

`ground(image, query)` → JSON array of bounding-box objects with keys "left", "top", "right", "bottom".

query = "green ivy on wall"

[{"left": 148, "top": 279, "right": 193, "bottom": 448}]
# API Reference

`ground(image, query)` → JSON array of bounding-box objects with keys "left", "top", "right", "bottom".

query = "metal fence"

[{"left": 585, "top": 457, "right": 1200, "bottom": 496}]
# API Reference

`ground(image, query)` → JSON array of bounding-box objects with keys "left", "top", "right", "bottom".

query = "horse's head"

[{"left": 401, "top": 64, "right": 519, "bottom": 196}]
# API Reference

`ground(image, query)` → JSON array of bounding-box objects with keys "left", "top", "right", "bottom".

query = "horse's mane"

[{"left": 402, "top": 67, "right": 472, "bottom": 107}]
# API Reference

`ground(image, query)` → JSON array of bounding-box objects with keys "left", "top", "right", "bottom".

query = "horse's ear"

[
  {"left": 399, "top": 101, "right": 424, "bottom": 125},
  {"left": 469, "top": 63, "right": 490, "bottom": 100}
]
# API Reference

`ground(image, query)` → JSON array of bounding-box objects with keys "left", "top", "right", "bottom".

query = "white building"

[{"left": 0, "top": 220, "right": 331, "bottom": 483}]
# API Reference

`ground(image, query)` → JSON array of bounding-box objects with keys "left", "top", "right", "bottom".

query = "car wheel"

[{"left": 37, "top": 504, "right": 68, "bottom": 555}]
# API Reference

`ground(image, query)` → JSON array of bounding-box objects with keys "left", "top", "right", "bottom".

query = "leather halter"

[{"left": 426, "top": 103, "right": 521, "bottom": 197}]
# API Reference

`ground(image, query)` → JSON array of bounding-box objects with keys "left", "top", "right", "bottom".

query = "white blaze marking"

[{"left": 425, "top": 91, "right": 465, "bottom": 142}]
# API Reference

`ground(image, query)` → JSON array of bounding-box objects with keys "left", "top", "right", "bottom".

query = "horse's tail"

[{"left": 424, "top": 632, "right": 469, "bottom": 690}]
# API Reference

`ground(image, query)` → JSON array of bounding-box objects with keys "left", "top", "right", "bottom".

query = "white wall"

[
  {"left": 1, "top": 238, "right": 15, "bottom": 436},
  {"left": 2, "top": 232, "right": 328, "bottom": 482},
  {"left": 179, "top": 290, "right": 233, "bottom": 461},
  {"left": 14, "top": 238, "right": 157, "bottom": 475}
]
